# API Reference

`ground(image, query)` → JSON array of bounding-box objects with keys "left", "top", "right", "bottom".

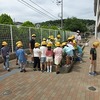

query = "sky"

[{"left": 0, "top": 0, "right": 95, "bottom": 23}]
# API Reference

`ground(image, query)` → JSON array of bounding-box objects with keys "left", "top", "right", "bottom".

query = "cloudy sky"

[{"left": 0, "top": 0, "right": 95, "bottom": 23}]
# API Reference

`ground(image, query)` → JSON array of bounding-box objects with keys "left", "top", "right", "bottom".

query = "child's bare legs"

[
  {"left": 47, "top": 62, "right": 50, "bottom": 72},
  {"left": 89, "top": 60, "right": 97, "bottom": 75},
  {"left": 93, "top": 60, "right": 96, "bottom": 72},
  {"left": 50, "top": 62, "right": 53, "bottom": 72},
  {"left": 40, "top": 63, "right": 43, "bottom": 71},
  {"left": 55, "top": 64, "right": 60, "bottom": 74},
  {"left": 89, "top": 63, "right": 93, "bottom": 73},
  {"left": 44, "top": 62, "right": 46, "bottom": 71},
  {"left": 16, "top": 58, "right": 18, "bottom": 65}
]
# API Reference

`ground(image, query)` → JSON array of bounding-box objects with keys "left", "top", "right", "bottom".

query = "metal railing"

[{"left": 0, "top": 24, "right": 76, "bottom": 53}]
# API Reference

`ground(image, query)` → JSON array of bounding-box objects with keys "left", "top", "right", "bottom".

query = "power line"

[
  {"left": 29, "top": 0, "right": 59, "bottom": 19},
  {"left": 21, "top": 0, "right": 56, "bottom": 19},
  {"left": 18, "top": 0, "right": 57, "bottom": 20}
]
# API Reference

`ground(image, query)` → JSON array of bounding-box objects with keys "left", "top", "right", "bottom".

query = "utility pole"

[
  {"left": 56, "top": 0, "right": 63, "bottom": 29},
  {"left": 61, "top": 0, "right": 63, "bottom": 29}
]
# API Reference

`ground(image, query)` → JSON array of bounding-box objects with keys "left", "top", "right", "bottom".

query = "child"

[
  {"left": 53, "top": 42, "right": 63, "bottom": 74},
  {"left": 16, "top": 43, "right": 27, "bottom": 72},
  {"left": 1, "top": 41, "right": 10, "bottom": 71},
  {"left": 40, "top": 41, "right": 47, "bottom": 72},
  {"left": 15, "top": 41, "right": 22, "bottom": 65},
  {"left": 46, "top": 42, "right": 53, "bottom": 72},
  {"left": 63, "top": 42, "right": 74, "bottom": 67},
  {"left": 33, "top": 42, "right": 41, "bottom": 71},
  {"left": 89, "top": 42, "right": 99, "bottom": 76},
  {"left": 76, "top": 45, "right": 83, "bottom": 63}
]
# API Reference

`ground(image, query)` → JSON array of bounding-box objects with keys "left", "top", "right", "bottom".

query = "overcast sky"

[{"left": 0, "top": 0, "right": 95, "bottom": 23}]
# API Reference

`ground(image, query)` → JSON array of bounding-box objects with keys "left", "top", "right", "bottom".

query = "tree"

[
  {"left": 0, "top": 13, "right": 13, "bottom": 25},
  {"left": 22, "top": 21, "right": 35, "bottom": 27},
  {"left": 64, "top": 17, "right": 87, "bottom": 32}
]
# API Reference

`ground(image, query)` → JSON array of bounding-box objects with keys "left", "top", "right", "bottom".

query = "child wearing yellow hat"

[
  {"left": 33, "top": 42, "right": 41, "bottom": 71},
  {"left": 46, "top": 42, "right": 53, "bottom": 72},
  {"left": 40, "top": 41, "right": 47, "bottom": 72},
  {"left": 89, "top": 41, "right": 100, "bottom": 76},
  {"left": 53, "top": 42, "right": 63, "bottom": 74},
  {"left": 16, "top": 43, "right": 27, "bottom": 72},
  {"left": 15, "top": 41, "right": 22, "bottom": 65},
  {"left": 1, "top": 41, "right": 10, "bottom": 71}
]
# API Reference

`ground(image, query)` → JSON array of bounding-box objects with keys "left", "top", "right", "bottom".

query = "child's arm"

[{"left": 39, "top": 50, "right": 41, "bottom": 59}]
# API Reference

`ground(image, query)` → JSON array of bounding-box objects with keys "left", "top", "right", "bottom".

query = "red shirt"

[{"left": 46, "top": 49, "right": 53, "bottom": 57}]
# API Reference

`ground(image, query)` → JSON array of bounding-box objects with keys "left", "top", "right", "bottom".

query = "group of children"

[
  {"left": 0, "top": 33, "right": 83, "bottom": 74},
  {"left": 30, "top": 33, "right": 83, "bottom": 74},
  {"left": 1, "top": 32, "right": 100, "bottom": 76}
]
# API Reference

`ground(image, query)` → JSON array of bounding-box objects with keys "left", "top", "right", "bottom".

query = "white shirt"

[
  {"left": 67, "top": 43, "right": 74, "bottom": 50},
  {"left": 77, "top": 35, "right": 81, "bottom": 41},
  {"left": 40, "top": 46, "right": 47, "bottom": 57},
  {"left": 33, "top": 48, "right": 41, "bottom": 57}
]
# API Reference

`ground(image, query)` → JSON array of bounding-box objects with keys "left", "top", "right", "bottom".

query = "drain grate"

[
  {"left": 3, "top": 90, "right": 12, "bottom": 95},
  {"left": 88, "top": 86, "right": 96, "bottom": 91}
]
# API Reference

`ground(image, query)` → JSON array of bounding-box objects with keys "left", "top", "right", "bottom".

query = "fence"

[{"left": 0, "top": 24, "right": 76, "bottom": 53}]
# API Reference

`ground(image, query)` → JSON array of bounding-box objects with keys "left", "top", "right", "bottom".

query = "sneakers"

[
  {"left": 56, "top": 71, "right": 60, "bottom": 74},
  {"left": 7, "top": 68, "right": 10, "bottom": 72},
  {"left": 89, "top": 72, "right": 93, "bottom": 76},
  {"left": 16, "top": 63, "right": 18, "bottom": 65},
  {"left": 92, "top": 72, "right": 97, "bottom": 76},
  {"left": 89, "top": 71, "right": 97, "bottom": 76},
  {"left": 23, "top": 69, "right": 26, "bottom": 72},
  {"left": 33, "top": 68, "right": 36, "bottom": 71},
  {"left": 20, "top": 70, "right": 23, "bottom": 72}
]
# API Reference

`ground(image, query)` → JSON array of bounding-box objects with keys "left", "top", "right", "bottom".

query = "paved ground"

[{"left": 0, "top": 36, "right": 100, "bottom": 100}]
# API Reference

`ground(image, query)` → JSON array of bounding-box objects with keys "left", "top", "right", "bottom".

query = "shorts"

[
  {"left": 46, "top": 57, "right": 53, "bottom": 62},
  {"left": 40, "top": 57, "right": 46, "bottom": 63}
]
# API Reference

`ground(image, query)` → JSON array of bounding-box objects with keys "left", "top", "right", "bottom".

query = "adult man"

[
  {"left": 29, "top": 34, "right": 36, "bottom": 61},
  {"left": 75, "top": 30, "right": 81, "bottom": 45}
]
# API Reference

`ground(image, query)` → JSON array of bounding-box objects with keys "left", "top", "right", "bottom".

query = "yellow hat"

[
  {"left": 73, "top": 40, "right": 77, "bottom": 46},
  {"left": 67, "top": 37, "right": 73, "bottom": 40},
  {"left": 93, "top": 42, "right": 100, "bottom": 47},
  {"left": 17, "top": 43, "right": 23, "bottom": 48},
  {"left": 73, "top": 40, "right": 76, "bottom": 44},
  {"left": 16, "top": 41, "right": 22, "bottom": 45},
  {"left": 62, "top": 42, "right": 66, "bottom": 46},
  {"left": 57, "top": 34, "right": 61, "bottom": 38},
  {"left": 2, "top": 41, "right": 8, "bottom": 46},
  {"left": 50, "top": 35, "right": 54, "bottom": 40},
  {"left": 32, "top": 34, "right": 36, "bottom": 37},
  {"left": 41, "top": 41, "right": 47, "bottom": 45},
  {"left": 43, "top": 38, "right": 46, "bottom": 41},
  {"left": 50, "top": 37, "right": 54, "bottom": 40},
  {"left": 71, "top": 35, "right": 75, "bottom": 39},
  {"left": 55, "top": 42, "right": 60, "bottom": 47},
  {"left": 35, "top": 42, "right": 40, "bottom": 47},
  {"left": 47, "top": 42, "right": 52, "bottom": 47}
]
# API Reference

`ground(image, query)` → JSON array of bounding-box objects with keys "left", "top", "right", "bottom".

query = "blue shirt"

[
  {"left": 16, "top": 48, "right": 27, "bottom": 63},
  {"left": 63, "top": 46, "right": 74, "bottom": 57},
  {"left": 77, "top": 45, "right": 82, "bottom": 54},
  {"left": 1, "top": 46, "right": 10, "bottom": 57}
]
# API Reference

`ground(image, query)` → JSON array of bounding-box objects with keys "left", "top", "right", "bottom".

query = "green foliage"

[
  {"left": 22, "top": 21, "right": 35, "bottom": 27},
  {"left": 38, "top": 17, "right": 95, "bottom": 32},
  {"left": 64, "top": 17, "right": 87, "bottom": 32},
  {"left": 0, "top": 13, "right": 13, "bottom": 25}
]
